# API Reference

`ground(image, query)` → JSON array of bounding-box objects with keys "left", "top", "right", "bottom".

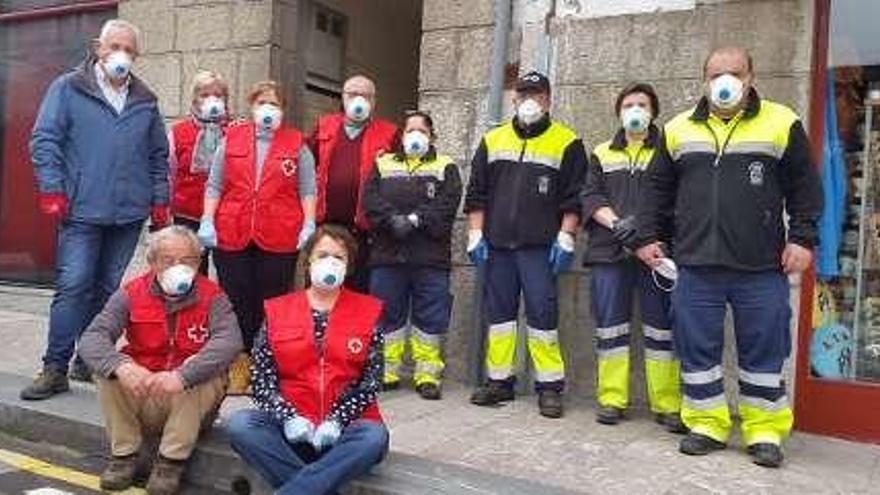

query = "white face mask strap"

[{"left": 652, "top": 269, "right": 677, "bottom": 292}]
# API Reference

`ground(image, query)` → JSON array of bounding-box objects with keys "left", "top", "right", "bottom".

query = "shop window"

[{"left": 813, "top": 0, "right": 880, "bottom": 383}]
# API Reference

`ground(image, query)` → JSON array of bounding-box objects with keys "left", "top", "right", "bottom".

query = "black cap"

[{"left": 515, "top": 70, "right": 550, "bottom": 94}]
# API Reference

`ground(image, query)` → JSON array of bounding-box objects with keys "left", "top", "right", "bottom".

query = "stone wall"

[{"left": 421, "top": 0, "right": 816, "bottom": 404}]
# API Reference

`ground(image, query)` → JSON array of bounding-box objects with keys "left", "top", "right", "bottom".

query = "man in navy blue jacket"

[{"left": 22, "top": 19, "right": 170, "bottom": 400}]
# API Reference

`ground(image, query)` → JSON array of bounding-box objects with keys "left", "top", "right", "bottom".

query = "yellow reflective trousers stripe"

[
  {"left": 486, "top": 321, "right": 517, "bottom": 380},
  {"left": 597, "top": 351, "right": 682, "bottom": 413},
  {"left": 383, "top": 328, "right": 406, "bottom": 384},
  {"left": 739, "top": 401, "right": 793, "bottom": 446},
  {"left": 410, "top": 329, "right": 445, "bottom": 386},
  {"left": 526, "top": 327, "right": 565, "bottom": 382}
]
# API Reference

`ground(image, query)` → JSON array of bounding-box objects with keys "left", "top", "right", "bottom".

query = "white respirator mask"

[
  {"left": 403, "top": 131, "right": 430, "bottom": 158},
  {"left": 345, "top": 96, "right": 372, "bottom": 123},
  {"left": 199, "top": 96, "right": 225, "bottom": 121},
  {"left": 651, "top": 257, "right": 678, "bottom": 292},
  {"left": 516, "top": 98, "right": 545, "bottom": 126},
  {"left": 254, "top": 104, "right": 282, "bottom": 132},
  {"left": 159, "top": 264, "right": 197, "bottom": 297},
  {"left": 103, "top": 50, "right": 132, "bottom": 81},
  {"left": 709, "top": 74, "right": 745, "bottom": 110},
  {"left": 621, "top": 106, "right": 650, "bottom": 134},
  {"left": 310, "top": 257, "right": 347, "bottom": 290}
]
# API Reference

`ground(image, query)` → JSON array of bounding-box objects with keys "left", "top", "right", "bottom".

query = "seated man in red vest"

[
  {"left": 79, "top": 225, "right": 242, "bottom": 495},
  {"left": 309, "top": 75, "right": 398, "bottom": 291},
  {"left": 227, "top": 224, "right": 388, "bottom": 495}
]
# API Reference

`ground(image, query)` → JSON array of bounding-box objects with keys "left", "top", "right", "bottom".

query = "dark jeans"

[
  {"left": 347, "top": 227, "right": 371, "bottom": 293},
  {"left": 369, "top": 265, "right": 452, "bottom": 335},
  {"left": 214, "top": 244, "right": 297, "bottom": 351},
  {"left": 44, "top": 220, "right": 144, "bottom": 373},
  {"left": 227, "top": 409, "right": 388, "bottom": 495},
  {"left": 172, "top": 216, "right": 209, "bottom": 275}
]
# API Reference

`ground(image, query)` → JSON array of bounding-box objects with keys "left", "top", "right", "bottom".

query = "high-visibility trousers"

[
  {"left": 369, "top": 265, "right": 451, "bottom": 386},
  {"left": 673, "top": 267, "right": 793, "bottom": 446},
  {"left": 590, "top": 260, "right": 681, "bottom": 413},
  {"left": 484, "top": 247, "right": 565, "bottom": 391}
]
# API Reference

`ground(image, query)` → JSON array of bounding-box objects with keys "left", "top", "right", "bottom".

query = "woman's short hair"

[
  {"left": 190, "top": 70, "right": 230, "bottom": 105},
  {"left": 614, "top": 82, "right": 660, "bottom": 119},
  {"left": 301, "top": 224, "right": 359, "bottom": 277},
  {"left": 145, "top": 225, "right": 202, "bottom": 264},
  {"left": 247, "top": 80, "right": 286, "bottom": 108}
]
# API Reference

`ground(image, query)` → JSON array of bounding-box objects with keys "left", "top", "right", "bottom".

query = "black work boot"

[
  {"left": 748, "top": 443, "right": 784, "bottom": 468},
  {"left": 596, "top": 406, "right": 625, "bottom": 425},
  {"left": 381, "top": 381, "right": 400, "bottom": 392},
  {"left": 100, "top": 454, "right": 138, "bottom": 491},
  {"left": 470, "top": 381, "right": 515, "bottom": 406},
  {"left": 20, "top": 367, "right": 69, "bottom": 401},
  {"left": 416, "top": 382, "right": 442, "bottom": 400},
  {"left": 679, "top": 432, "right": 726, "bottom": 456},
  {"left": 655, "top": 412, "right": 689, "bottom": 434},
  {"left": 146, "top": 456, "right": 187, "bottom": 495},
  {"left": 68, "top": 356, "right": 93, "bottom": 383},
  {"left": 538, "top": 390, "right": 564, "bottom": 418}
]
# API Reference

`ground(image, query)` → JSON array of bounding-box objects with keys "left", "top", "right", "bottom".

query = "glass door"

[{"left": 796, "top": 0, "right": 880, "bottom": 443}]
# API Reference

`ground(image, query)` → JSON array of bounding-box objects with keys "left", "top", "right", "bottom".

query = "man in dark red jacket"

[
  {"left": 79, "top": 226, "right": 241, "bottom": 495},
  {"left": 309, "top": 75, "right": 398, "bottom": 290}
]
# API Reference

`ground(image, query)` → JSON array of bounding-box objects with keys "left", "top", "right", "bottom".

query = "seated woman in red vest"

[
  {"left": 197, "top": 80, "right": 317, "bottom": 393},
  {"left": 227, "top": 224, "right": 388, "bottom": 495},
  {"left": 168, "top": 70, "right": 233, "bottom": 274},
  {"left": 78, "top": 226, "right": 242, "bottom": 495}
]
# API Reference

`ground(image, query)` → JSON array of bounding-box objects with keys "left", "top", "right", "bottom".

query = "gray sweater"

[{"left": 79, "top": 279, "right": 242, "bottom": 388}]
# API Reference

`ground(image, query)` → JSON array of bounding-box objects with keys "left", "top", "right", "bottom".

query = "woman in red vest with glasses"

[
  {"left": 168, "top": 70, "right": 233, "bottom": 274},
  {"left": 227, "top": 224, "right": 388, "bottom": 495},
  {"left": 197, "top": 80, "right": 317, "bottom": 393}
]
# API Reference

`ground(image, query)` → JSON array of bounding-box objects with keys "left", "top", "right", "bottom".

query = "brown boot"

[
  {"left": 146, "top": 456, "right": 187, "bottom": 495},
  {"left": 226, "top": 352, "right": 252, "bottom": 396},
  {"left": 99, "top": 454, "right": 137, "bottom": 491},
  {"left": 20, "top": 367, "right": 69, "bottom": 401}
]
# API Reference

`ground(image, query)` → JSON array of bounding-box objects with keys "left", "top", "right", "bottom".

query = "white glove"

[{"left": 467, "top": 229, "right": 483, "bottom": 252}]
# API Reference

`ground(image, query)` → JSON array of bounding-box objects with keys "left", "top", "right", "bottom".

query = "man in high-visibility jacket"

[
  {"left": 636, "top": 47, "right": 823, "bottom": 468},
  {"left": 465, "top": 71, "right": 587, "bottom": 418}
]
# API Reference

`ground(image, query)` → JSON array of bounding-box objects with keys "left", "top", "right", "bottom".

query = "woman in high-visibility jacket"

[
  {"left": 362, "top": 111, "right": 462, "bottom": 400},
  {"left": 168, "top": 70, "right": 232, "bottom": 274},
  {"left": 582, "top": 82, "right": 685, "bottom": 432},
  {"left": 198, "top": 80, "right": 317, "bottom": 394}
]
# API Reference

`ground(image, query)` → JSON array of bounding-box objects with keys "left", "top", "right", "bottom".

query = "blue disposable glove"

[
  {"left": 297, "top": 220, "right": 317, "bottom": 250},
  {"left": 311, "top": 420, "right": 342, "bottom": 451},
  {"left": 549, "top": 231, "right": 576, "bottom": 275},
  {"left": 467, "top": 229, "right": 488, "bottom": 267},
  {"left": 197, "top": 217, "right": 217, "bottom": 248},
  {"left": 283, "top": 415, "right": 315, "bottom": 444}
]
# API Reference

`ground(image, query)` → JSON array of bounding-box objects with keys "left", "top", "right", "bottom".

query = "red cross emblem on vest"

[
  {"left": 281, "top": 158, "right": 297, "bottom": 178},
  {"left": 347, "top": 337, "right": 364, "bottom": 355},
  {"left": 186, "top": 324, "right": 209, "bottom": 344}
]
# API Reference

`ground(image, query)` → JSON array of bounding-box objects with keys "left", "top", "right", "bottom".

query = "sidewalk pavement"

[{"left": 1, "top": 285, "right": 879, "bottom": 494}]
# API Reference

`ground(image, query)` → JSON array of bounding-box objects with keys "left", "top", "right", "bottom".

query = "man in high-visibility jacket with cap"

[
  {"left": 465, "top": 71, "right": 587, "bottom": 418},
  {"left": 636, "top": 47, "right": 822, "bottom": 468}
]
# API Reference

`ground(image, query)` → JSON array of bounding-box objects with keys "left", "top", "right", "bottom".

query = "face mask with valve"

[
  {"left": 403, "top": 131, "right": 430, "bottom": 158},
  {"left": 345, "top": 96, "right": 372, "bottom": 123},
  {"left": 709, "top": 74, "right": 745, "bottom": 110},
  {"left": 254, "top": 104, "right": 282, "bottom": 132},
  {"left": 159, "top": 264, "right": 197, "bottom": 297},
  {"left": 310, "top": 257, "right": 347, "bottom": 291},
  {"left": 516, "top": 98, "right": 545, "bottom": 126},
  {"left": 199, "top": 96, "right": 225, "bottom": 121},
  {"left": 103, "top": 50, "right": 132, "bottom": 81},
  {"left": 621, "top": 106, "right": 651, "bottom": 134}
]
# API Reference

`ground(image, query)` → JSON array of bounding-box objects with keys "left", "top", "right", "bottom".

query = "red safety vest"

[
  {"left": 313, "top": 113, "right": 397, "bottom": 231},
  {"left": 121, "top": 273, "right": 221, "bottom": 372},
  {"left": 215, "top": 123, "right": 304, "bottom": 253},
  {"left": 265, "top": 289, "right": 384, "bottom": 425},
  {"left": 170, "top": 118, "right": 237, "bottom": 220}
]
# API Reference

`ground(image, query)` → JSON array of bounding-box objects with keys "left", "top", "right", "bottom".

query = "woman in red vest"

[
  {"left": 197, "top": 80, "right": 317, "bottom": 393},
  {"left": 168, "top": 70, "right": 231, "bottom": 274},
  {"left": 228, "top": 225, "right": 388, "bottom": 495}
]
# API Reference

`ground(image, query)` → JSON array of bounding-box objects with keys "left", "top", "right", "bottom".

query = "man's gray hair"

[
  {"left": 146, "top": 225, "right": 203, "bottom": 264},
  {"left": 99, "top": 19, "right": 141, "bottom": 53}
]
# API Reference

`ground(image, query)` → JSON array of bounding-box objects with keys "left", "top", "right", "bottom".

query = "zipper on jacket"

[
  {"left": 507, "top": 139, "right": 528, "bottom": 236},
  {"left": 166, "top": 311, "right": 177, "bottom": 370},
  {"left": 704, "top": 117, "right": 744, "bottom": 259}
]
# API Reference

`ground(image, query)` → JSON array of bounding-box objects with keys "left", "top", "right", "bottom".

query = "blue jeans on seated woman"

[{"left": 227, "top": 409, "right": 388, "bottom": 495}]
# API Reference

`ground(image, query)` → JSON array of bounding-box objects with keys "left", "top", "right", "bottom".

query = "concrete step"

[{"left": 0, "top": 372, "right": 578, "bottom": 494}]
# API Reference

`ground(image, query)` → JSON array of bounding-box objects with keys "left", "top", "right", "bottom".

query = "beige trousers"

[{"left": 97, "top": 374, "right": 226, "bottom": 461}]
